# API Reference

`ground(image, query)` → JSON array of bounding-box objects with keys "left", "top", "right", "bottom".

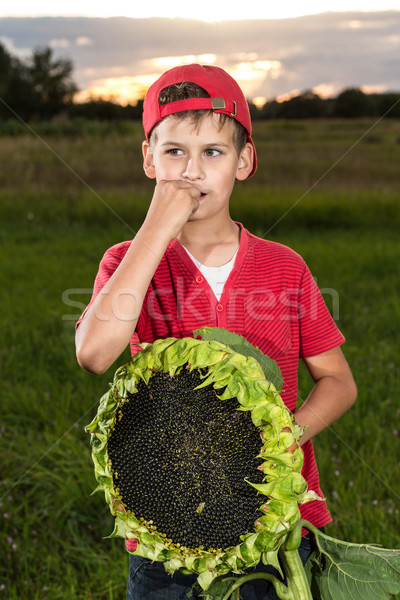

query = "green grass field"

[{"left": 1, "top": 118, "right": 399, "bottom": 599}]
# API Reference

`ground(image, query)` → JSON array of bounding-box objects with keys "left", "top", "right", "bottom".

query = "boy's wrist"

[{"left": 137, "top": 220, "right": 174, "bottom": 253}]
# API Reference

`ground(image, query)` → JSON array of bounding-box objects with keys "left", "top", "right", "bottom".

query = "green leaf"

[
  {"left": 306, "top": 530, "right": 400, "bottom": 600},
  {"left": 262, "top": 549, "right": 284, "bottom": 578},
  {"left": 108, "top": 516, "right": 129, "bottom": 539},
  {"left": 197, "top": 568, "right": 215, "bottom": 591},
  {"left": 211, "top": 578, "right": 240, "bottom": 600},
  {"left": 194, "top": 327, "right": 284, "bottom": 390},
  {"left": 246, "top": 471, "right": 307, "bottom": 502}
]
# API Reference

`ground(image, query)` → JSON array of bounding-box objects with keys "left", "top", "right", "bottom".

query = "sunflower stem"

[
  {"left": 278, "top": 547, "right": 313, "bottom": 600},
  {"left": 219, "top": 521, "right": 313, "bottom": 600},
  {"left": 220, "top": 573, "right": 291, "bottom": 600}
]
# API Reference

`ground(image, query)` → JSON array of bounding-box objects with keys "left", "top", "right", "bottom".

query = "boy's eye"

[
  {"left": 204, "top": 149, "right": 221, "bottom": 157},
  {"left": 166, "top": 148, "right": 184, "bottom": 156}
]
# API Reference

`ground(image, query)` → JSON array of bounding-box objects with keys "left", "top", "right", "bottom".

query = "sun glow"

[
  {"left": 312, "top": 83, "right": 337, "bottom": 98},
  {"left": 252, "top": 96, "right": 267, "bottom": 109},
  {"left": 75, "top": 54, "right": 283, "bottom": 106},
  {"left": 276, "top": 90, "right": 301, "bottom": 103},
  {"left": 75, "top": 74, "right": 159, "bottom": 105}
]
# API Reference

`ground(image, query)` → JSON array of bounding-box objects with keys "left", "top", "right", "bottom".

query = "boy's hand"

[
  {"left": 76, "top": 180, "right": 201, "bottom": 374},
  {"left": 295, "top": 347, "right": 357, "bottom": 445},
  {"left": 143, "top": 180, "right": 201, "bottom": 241}
]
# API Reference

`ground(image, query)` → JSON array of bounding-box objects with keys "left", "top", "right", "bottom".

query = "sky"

[
  {"left": 1, "top": 8, "right": 400, "bottom": 105},
  {"left": 2, "top": 1, "right": 400, "bottom": 20}
]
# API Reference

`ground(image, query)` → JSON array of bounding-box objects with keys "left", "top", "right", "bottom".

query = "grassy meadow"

[{"left": 1, "top": 117, "right": 399, "bottom": 599}]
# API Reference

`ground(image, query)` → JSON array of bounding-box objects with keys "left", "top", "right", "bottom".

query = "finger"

[{"left": 190, "top": 198, "right": 199, "bottom": 214}]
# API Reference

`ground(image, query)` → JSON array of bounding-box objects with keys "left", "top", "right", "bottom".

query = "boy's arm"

[
  {"left": 75, "top": 180, "right": 201, "bottom": 374},
  {"left": 294, "top": 346, "right": 357, "bottom": 445}
]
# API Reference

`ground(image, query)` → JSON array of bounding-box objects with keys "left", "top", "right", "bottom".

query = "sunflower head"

[{"left": 86, "top": 335, "right": 321, "bottom": 590}]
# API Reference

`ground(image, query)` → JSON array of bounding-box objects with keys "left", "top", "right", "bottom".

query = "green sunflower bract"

[{"left": 86, "top": 336, "right": 321, "bottom": 591}]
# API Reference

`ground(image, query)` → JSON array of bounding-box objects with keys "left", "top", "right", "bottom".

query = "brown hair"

[{"left": 149, "top": 82, "right": 247, "bottom": 154}]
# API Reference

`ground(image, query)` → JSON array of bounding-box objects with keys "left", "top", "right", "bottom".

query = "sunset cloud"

[{"left": 1, "top": 12, "right": 399, "bottom": 104}]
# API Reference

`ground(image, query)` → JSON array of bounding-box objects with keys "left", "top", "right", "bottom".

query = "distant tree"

[
  {"left": 0, "top": 43, "right": 12, "bottom": 96},
  {"left": 257, "top": 92, "right": 328, "bottom": 120},
  {"left": 0, "top": 43, "right": 16, "bottom": 117},
  {"left": 68, "top": 98, "right": 124, "bottom": 120},
  {"left": 0, "top": 43, "right": 78, "bottom": 121},
  {"left": 258, "top": 99, "right": 281, "bottom": 120},
  {"left": 27, "top": 46, "right": 78, "bottom": 119},
  {"left": 333, "top": 87, "right": 369, "bottom": 118},
  {"left": 248, "top": 100, "right": 262, "bottom": 120},
  {"left": 375, "top": 92, "right": 400, "bottom": 118},
  {"left": 68, "top": 97, "right": 144, "bottom": 121},
  {"left": 0, "top": 43, "right": 31, "bottom": 120},
  {"left": 274, "top": 91, "right": 325, "bottom": 119}
]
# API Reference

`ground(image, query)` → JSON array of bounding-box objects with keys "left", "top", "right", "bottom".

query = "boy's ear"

[
  {"left": 235, "top": 143, "right": 254, "bottom": 181},
  {"left": 142, "top": 140, "right": 156, "bottom": 179}
]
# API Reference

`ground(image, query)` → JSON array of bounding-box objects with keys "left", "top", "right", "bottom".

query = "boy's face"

[{"left": 142, "top": 113, "right": 253, "bottom": 223}]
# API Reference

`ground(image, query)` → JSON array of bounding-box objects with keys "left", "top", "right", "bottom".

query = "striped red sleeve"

[{"left": 75, "top": 241, "right": 141, "bottom": 348}]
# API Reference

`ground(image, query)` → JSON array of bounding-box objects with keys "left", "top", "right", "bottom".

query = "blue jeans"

[{"left": 126, "top": 531, "right": 318, "bottom": 600}]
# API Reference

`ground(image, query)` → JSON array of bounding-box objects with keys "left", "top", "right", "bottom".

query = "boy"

[{"left": 76, "top": 64, "right": 357, "bottom": 599}]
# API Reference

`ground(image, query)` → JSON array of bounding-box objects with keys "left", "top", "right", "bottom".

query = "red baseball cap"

[{"left": 142, "top": 64, "right": 257, "bottom": 177}]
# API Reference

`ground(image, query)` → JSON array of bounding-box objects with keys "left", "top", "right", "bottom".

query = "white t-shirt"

[{"left": 183, "top": 247, "right": 238, "bottom": 301}]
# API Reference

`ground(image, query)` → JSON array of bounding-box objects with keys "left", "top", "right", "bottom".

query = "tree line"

[
  {"left": 252, "top": 89, "right": 400, "bottom": 120},
  {"left": 1, "top": 42, "right": 399, "bottom": 122}
]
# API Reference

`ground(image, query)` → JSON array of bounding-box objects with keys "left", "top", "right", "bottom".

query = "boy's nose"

[{"left": 182, "top": 157, "right": 204, "bottom": 181}]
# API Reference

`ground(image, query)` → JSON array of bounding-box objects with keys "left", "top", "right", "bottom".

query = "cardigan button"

[
  {"left": 216, "top": 303, "right": 224, "bottom": 312},
  {"left": 195, "top": 275, "right": 204, "bottom": 284}
]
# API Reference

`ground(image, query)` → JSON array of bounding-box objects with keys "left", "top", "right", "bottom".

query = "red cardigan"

[{"left": 78, "top": 223, "right": 345, "bottom": 532}]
